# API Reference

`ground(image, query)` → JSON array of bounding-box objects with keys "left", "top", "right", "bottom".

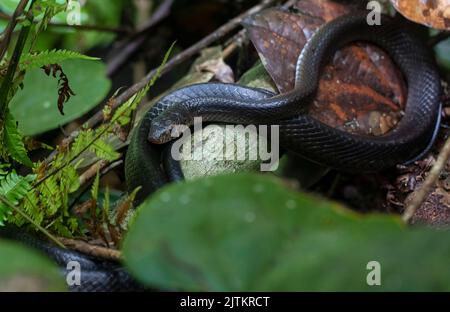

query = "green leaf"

[
  {"left": 18, "top": 49, "right": 99, "bottom": 71},
  {"left": 114, "top": 41, "right": 176, "bottom": 126},
  {"left": 10, "top": 59, "right": 111, "bottom": 135},
  {"left": 123, "top": 174, "right": 450, "bottom": 291},
  {"left": 0, "top": 239, "right": 66, "bottom": 291},
  {"left": 3, "top": 111, "right": 33, "bottom": 167},
  {"left": 0, "top": 0, "right": 24, "bottom": 14},
  {"left": 91, "top": 139, "right": 120, "bottom": 162},
  {"left": 91, "top": 170, "right": 100, "bottom": 201},
  {"left": 435, "top": 37, "right": 450, "bottom": 72},
  {"left": 0, "top": 171, "right": 35, "bottom": 225}
]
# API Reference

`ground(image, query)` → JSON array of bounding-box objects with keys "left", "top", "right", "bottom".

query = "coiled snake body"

[
  {"left": 126, "top": 12, "right": 442, "bottom": 204},
  {"left": 0, "top": 12, "right": 442, "bottom": 292}
]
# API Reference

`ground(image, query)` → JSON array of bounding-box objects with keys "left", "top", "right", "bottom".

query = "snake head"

[{"left": 148, "top": 108, "right": 193, "bottom": 144}]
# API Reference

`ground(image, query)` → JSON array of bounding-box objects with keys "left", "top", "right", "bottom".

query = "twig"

[
  {"left": 100, "top": 0, "right": 277, "bottom": 122},
  {"left": 0, "top": 0, "right": 35, "bottom": 117},
  {"left": 0, "top": 12, "right": 131, "bottom": 35},
  {"left": 0, "top": 0, "right": 29, "bottom": 61},
  {"left": 78, "top": 160, "right": 109, "bottom": 186},
  {"left": 58, "top": 237, "right": 122, "bottom": 261},
  {"left": 0, "top": 195, "right": 65, "bottom": 249},
  {"left": 222, "top": 29, "right": 247, "bottom": 59},
  {"left": 78, "top": 159, "right": 124, "bottom": 187},
  {"left": 50, "top": 23, "right": 131, "bottom": 35},
  {"left": 45, "top": 0, "right": 278, "bottom": 165},
  {"left": 428, "top": 31, "right": 450, "bottom": 47},
  {"left": 69, "top": 160, "right": 123, "bottom": 211},
  {"left": 402, "top": 137, "right": 450, "bottom": 223},
  {"left": 106, "top": 0, "right": 174, "bottom": 76},
  {"left": 101, "top": 160, "right": 124, "bottom": 175},
  {"left": 41, "top": 41, "right": 175, "bottom": 185}
]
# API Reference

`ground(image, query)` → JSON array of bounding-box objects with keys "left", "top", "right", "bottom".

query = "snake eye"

[{"left": 148, "top": 120, "right": 173, "bottom": 144}]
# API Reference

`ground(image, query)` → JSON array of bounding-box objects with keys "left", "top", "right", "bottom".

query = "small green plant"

[{"left": 0, "top": 0, "right": 173, "bottom": 240}]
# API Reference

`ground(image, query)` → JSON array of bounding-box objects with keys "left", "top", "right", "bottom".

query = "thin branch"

[
  {"left": 0, "top": 195, "right": 65, "bottom": 249},
  {"left": 49, "top": 23, "right": 131, "bottom": 35},
  {"left": 106, "top": 0, "right": 174, "bottom": 76},
  {"left": 78, "top": 160, "right": 109, "bottom": 186},
  {"left": 0, "top": 0, "right": 35, "bottom": 118},
  {"left": 0, "top": 12, "right": 132, "bottom": 35},
  {"left": 78, "top": 159, "right": 123, "bottom": 187},
  {"left": 0, "top": 0, "right": 29, "bottom": 60},
  {"left": 69, "top": 160, "right": 123, "bottom": 211},
  {"left": 36, "top": 116, "right": 121, "bottom": 188},
  {"left": 428, "top": 31, "right": 450, "bottom": 46},
  {"left": 403, "top": 137, "right": 450, "bottom": 223},
  {"left": 45, "top": 0, "right": 279, "bottom": 164},
  {"left": 98, "top": 0, "right": 278, "bottom": 126},
  {"left": 101, "top": 160, "right": 124, "bottom": 175},
  {"left": 58, "top": 237, "right": 122, "bottom": 261}
]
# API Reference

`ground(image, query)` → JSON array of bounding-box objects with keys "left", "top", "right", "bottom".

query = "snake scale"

[
  {"left": 1, "top": 11, "right": 442, "bottom": 291},
  {"left": 126, "top": 12, "right": 442, "bottom": 204}
]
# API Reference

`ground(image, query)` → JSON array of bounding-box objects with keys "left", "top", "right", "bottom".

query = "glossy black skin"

[
  {"left": 150, "top": 14, "right": 441, "bottom": 166},
  {"left": 127, "top": 12, "right": 441, "bottom": 205},
  {"left": 1, "top": 12, "right": 442, "bottom": 292},
  {"left": 0, "top": 226, "right": 144, "bottom": 292}
]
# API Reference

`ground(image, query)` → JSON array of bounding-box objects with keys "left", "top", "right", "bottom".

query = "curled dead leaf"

[
  {"left": 242, "top": 0, "right": 406, "bottom": 136},
  {"left": 196, "top": 58, "right": 235, "bottom": 83},
  {"left": 41, "top": 64, "right": 75, "bottom": 115},
  {"left": 391, "top": 0, "right": 450, "bottom": 30}
]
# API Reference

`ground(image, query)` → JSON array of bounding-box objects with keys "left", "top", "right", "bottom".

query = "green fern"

[
  {"left": 22, "top": 189, "right": 43, "bottom": 226},
  {"left": 91, "top": 171, "right": 100, "bottom": 201},
  {"left": 0, "top": 164, "right": 10, "bottom": 175},
  {"left": 112, "top": 42, "right": 176, "bottom": 127},
  {"left": 0, "top": 171, "right": 36, "bottom": 225},
  {"left": 92, "top": 139, "right": 121, "bottom": 161},
  {"left": 18, "top": 49, "right": 99, "bottom": 71},
  {"left": 32, "top": 0, "right": 68, "bottom": 33},
  {"left": 3, "top": 111, "right": 33, "bottom": 167},
  {"left": 3, "top": 42, "right": 176, "bottom": 237}
]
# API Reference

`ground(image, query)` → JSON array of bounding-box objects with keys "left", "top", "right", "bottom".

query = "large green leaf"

[
  {"left": 435, "top": 37, "right": 450, "bottom": 72},
  {"left": 9, "top": 59, "right": 111, "bottom": 136},
  {"left": 0, "top": 239, "right": 66, "bottom": 291},
  {"left": 0, "top": 0, "right": 24, "bottom": 14},
  {"left": 123, "top": 173, "right": 450, "bottom": 291}
]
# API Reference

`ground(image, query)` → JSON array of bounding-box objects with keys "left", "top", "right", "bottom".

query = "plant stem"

[
  {"left": 0, "top": 0, "right": 30, "bottom": 60},
  {"left": 402, "top": 136, "right": 450, "bottom": 223},
  {"left": 0, "top": 12, "right": 131, "bottom": 35},
  {"left": 0, "top": 195, "right": 65, "bottom": 248},
  {"left": 44, "top": 0, "right": 279, "bottom": 164},
  {"left": 0, "top": 0, "right": 36, "bottom": 119}
]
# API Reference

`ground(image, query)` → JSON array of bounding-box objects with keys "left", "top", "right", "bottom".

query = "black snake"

[{"left": 1, "top": 11, "right": 442, "bottom": 291}]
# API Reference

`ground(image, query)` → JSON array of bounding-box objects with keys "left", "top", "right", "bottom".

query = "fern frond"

[
  {"left": 19, "top": 49, "right": 99, "bottom": 71},
  {"left": 70, "top": 129, "right": 94, "bottom": 158},
  {"left": 0, "top": 164, "right": 10, "bottom": 175},
  {"left": 91, "top": 171, "right": 100, "bottom": 201},
  {"left": 112, "top": 42, "right": 175, "bottom": 126},
  {"left": 59, "top": 165, "right": 80, "bottom": 194},
  {"left": 3, "top": 111, "right": 33, "bottom": 167},
  {"left": 91, "top": 139, "right": 120, "bottom": 161},
  {"left": 41, "top": 177, "right": 63, "bottom": 216},
  {"left": 0, "top": 171, "right": 36, "bottom": 225},
  {"left": 23, "top": 191, "right": 43, "bottom": 225}
]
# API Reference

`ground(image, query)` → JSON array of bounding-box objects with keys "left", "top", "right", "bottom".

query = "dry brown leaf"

[
  {"left": 242, "top": 0, "right": 406, "bottom": 136},
  {"left": 196, "top": 58, "right": 235, "bottom": 83},
  {"left": 391, "top": 0, "right": 450, "bottom": 30}
]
